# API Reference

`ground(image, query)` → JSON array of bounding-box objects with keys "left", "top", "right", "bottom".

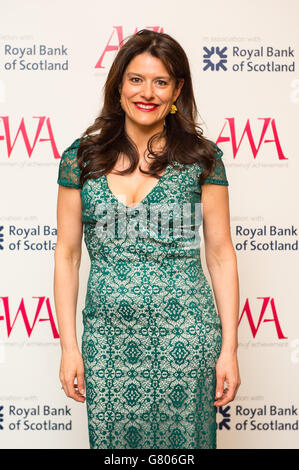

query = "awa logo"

[
  {"left": 0, "top": 117, "right": 60, "bottom": 158},
  {"left": 216, "top": 117, "right": 287, "bottom": 159},
  {"left": 239, "top": 297, "right": 287, "bottom": 339},
  {"left": 95, "top": 26, "right": 164, "bottom": 69},
  {"left": 0, "top": 297, "right": 59, "bottom": 339}
]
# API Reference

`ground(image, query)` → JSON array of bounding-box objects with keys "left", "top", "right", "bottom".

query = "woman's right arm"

[{"left": 54, "top": 185, "right": 85, "bottom": 403}]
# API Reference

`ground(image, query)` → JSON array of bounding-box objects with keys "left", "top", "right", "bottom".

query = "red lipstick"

[{"left": 134, "top": 102, "right": 159, "bottom": 112}]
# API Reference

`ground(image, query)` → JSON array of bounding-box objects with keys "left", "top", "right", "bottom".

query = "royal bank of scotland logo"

[
  {"left": 0, "top": 405, "right": 3, "bottom": 430},
  {"left": 216, "top": 405, "right": 231, "bottom": 430},
  {"left": 203, "top": 46, "right": 228, "bottom": 71},
  {"left": 0, "top": 226, "right": 3, "bottom": 250}
]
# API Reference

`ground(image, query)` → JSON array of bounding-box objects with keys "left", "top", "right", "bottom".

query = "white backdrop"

[{"left": 0, "top": 0, "right": 298, "bottom": 449}]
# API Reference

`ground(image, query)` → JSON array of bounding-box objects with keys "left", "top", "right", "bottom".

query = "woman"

[{"left": 54, "top": 29, "right": 241, "bottom": 449}]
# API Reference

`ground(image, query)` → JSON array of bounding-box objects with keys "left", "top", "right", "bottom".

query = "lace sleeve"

[
  {"left": 57, "top": 138, "right": 82, "bottom": 189},
  {"left": 201, "top": 143, "right": 229, "bottom": 186}
]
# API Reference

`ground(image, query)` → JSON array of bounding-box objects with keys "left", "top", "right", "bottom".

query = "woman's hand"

[
  {"left": 59, "top": 349, "right": 86, "bottom": 403},
  {"left": 214, "top": 351, "right": 241, "bottom": 407}
]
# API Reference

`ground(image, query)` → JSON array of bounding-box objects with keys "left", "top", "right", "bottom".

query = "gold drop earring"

[{"left": 169, "top": 103, "right": 177, "bottom": 114}]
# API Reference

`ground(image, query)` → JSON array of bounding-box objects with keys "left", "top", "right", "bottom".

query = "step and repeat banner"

[{"left": 0, "top": 0, "right": 298, "bottom": 449}]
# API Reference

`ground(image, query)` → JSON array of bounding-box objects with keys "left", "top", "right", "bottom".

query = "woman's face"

[{"left": 119, "top": 52, "right": 184, "bottom": 128}]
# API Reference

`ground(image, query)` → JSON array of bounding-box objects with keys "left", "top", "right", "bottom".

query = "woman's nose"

[{"left": 141, "top": 81, "right": 154, "bottom": 99}]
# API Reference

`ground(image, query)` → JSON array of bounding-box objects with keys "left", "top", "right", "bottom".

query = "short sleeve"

[
  {"left": 57, "top": 138, "right": 82, "bottom": 189},
  {"left": 201, "top": 143, "right": 229, "bottom": 186}
]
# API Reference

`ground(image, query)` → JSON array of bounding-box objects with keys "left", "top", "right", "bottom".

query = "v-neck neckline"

[{"left": 104, "top": 163, "right": 171, "bottom": 210}]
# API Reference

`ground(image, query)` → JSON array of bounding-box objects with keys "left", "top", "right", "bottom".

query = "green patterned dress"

[{"left": 57, "top": 137, "right": 229, "bottom": 449}]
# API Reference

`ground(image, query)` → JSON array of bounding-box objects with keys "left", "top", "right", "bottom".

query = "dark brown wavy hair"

[{"left": 77, "top": 28, "right": 218, "bottom": 187}]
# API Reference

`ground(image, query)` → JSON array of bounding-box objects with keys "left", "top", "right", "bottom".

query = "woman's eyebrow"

[{"left": 126, "top": 72, "right": 170, "bottom": 79}]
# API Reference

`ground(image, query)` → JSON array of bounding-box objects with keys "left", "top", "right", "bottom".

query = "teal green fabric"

[{"left": 57, "top": 138, "right": 229, "bottom": 449}]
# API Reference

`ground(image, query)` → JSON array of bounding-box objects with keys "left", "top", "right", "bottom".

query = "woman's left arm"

[{"left": 201, "top": 182, "right": 241, "bottom": 407}]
